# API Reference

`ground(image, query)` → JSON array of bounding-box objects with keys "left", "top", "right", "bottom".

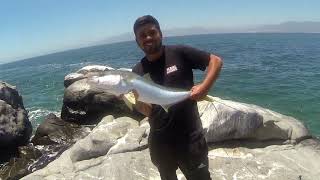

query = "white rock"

[
  {"left": 198, "top": 97, "right": 263, "bottom": 143},
  {"left": 64, "top": 72, "right": 84, "bottom": 81},
  {"left": 77, "top": 65, "right": 114, "bottom": 74},
  {"left": 23, "top": 97, "right": 318, "bottom": 180},
  {"left": 198, "top": 96, "right": 310, "bottom": 143}
]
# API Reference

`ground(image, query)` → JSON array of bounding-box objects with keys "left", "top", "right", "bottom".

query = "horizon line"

[{"left": 1, "top": 31, "right": 320, "bottom": 65}]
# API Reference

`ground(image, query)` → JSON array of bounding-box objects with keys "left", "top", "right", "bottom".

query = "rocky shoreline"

[{"left": 1, "top": 65, "right": 319, "bottom": 180}]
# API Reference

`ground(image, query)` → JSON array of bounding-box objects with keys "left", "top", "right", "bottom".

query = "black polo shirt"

[{"left": 132, "top": 45, "right": 210, "bottom": 143}]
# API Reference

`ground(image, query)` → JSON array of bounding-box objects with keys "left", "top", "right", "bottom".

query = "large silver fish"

[{"left": 87, "top": 70, "right": 195, "bottom": 111}]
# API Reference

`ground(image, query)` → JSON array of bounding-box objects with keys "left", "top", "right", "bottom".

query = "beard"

[{"left": 142, "top": 41, "right": 162, "bottom": 55}]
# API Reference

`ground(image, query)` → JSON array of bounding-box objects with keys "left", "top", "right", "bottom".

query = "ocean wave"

[
  {"left": 67, "top": 61, "right": 93, "bottom": 67},
  {"left": 27, "top": 108, "right": 61, "bottom": 128}
]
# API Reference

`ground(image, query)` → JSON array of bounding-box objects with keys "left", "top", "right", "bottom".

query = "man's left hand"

[{"left": 190, "top": 83, "right": 209, "bottom": 101}]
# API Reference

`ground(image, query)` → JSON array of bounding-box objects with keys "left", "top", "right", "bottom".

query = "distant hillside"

[
  {"left": 98, "top": 21, "right": 320, "bottom": 45},
  {"left": 97, "top": 26, "right": 247, "bottom": 44},
  {"left": 251, "top": 21, "right": 320, "bottom": 33}
]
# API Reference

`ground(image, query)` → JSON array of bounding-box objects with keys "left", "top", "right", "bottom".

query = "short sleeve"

[{"left": 180, "top": 45, "right": 210, "bottom": 71}]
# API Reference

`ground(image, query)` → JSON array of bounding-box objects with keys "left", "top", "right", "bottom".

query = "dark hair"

[{"left": 133, "top": 15, "right": 161, "bottom": 34}]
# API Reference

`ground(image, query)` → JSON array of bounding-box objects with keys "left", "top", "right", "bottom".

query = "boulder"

[
  {"left": 22, "top": 149, "right": 159, "bottom": 180},
  {"left": 22, "top": 138, "right": 320, "bottom": 180},
  {"left": 63, "top": 65, "right": 115, "bottom": 88},
  {"left": 107, "top": 123, "right": 149, "bottom": 155},
  {"left": 0, "top": 112, "right": 91, "bottom": 180},
  {"left": 76, "top": 65, "right": 114, "bottom": 74},
  {"left": 21, "top": 115, "right": 156, "bottom": 180},
  {"left": 64, "top": 72, "right": 85, "bottom": 88},
  {"left": 198, "top": 97, "right": 263, "bottom": 143},
  {"left": 0, "top": 82, "right": 32, "bottom": 149},
  {"left": 205, "top": 138, "right": 320, "bottom": 180},
  {"left": 0, "top": 81, "right": 33, "bottom": 179},
  {"left": 22, "top": 96, "right": 318, "bottom": 179},
  {"left": 0, "top": 81, "right": 25, "bottom": 109},
  {"left": 0, "top": 110, "right": 95, "bottom": 180},
  {"left": 0, "top": 144, "right": 42, "bottom": 180},
  {"left": 246, "top": 103, "right": 311, "bottom": 143},
  {"left": 69, "top": 116, "right": 140, "bottom": 162},
  {"left": 61, "top": 66, "right": 143, "bottom": 124},
  {"left": 31, "top": 113, "right": 91, "bottom": 145},
  {"left": 198, "top": 97, "right": 310, "bottom": 144},
  {"left": 0, "top": 100, "right": 32, "bottom": 148}
]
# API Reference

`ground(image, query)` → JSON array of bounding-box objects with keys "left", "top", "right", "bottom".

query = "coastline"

[{"left": 1, "top": 64, "right": 319, "bottom": 179}]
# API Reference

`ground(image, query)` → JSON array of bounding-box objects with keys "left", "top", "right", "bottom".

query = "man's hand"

[
  {"left": 190, "top": 83, "right": 209, "bottom": 101},
  {"left": 190, "top": 54, "right": 223, "bottom": 101}
]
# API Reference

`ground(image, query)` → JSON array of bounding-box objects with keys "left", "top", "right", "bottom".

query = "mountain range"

[
  {"left": 99, "top": 21, "right": 320, "bottom": 44},
  {"left": 2, "top": 21, "right": 319, "bottom": 64}
]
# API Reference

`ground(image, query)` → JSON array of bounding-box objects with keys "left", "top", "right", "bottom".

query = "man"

[{"left": 131, "top": 15, "right": 222, "bottom": 180}]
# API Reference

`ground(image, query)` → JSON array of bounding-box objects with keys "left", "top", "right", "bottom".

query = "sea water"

[{"left": 0, "top": 33, "right": 319, "bottom": 137}]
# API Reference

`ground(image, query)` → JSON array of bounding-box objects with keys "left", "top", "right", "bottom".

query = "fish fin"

[
  {"left": 121, "top": 92, "right": 136, "bottom": 111},
  {"left": 124, "top": 92, "right": 136, "bottom": 105},
  {"left": 122, "top": 98, "right": 133, "bottom": 111},
  {"left": 143, "top": 73, "right": 152, "bottom": 81}
]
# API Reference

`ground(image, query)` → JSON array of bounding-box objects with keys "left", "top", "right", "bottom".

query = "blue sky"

[{"left": 0, "top": 0, "right": 319, "bottom": 63}]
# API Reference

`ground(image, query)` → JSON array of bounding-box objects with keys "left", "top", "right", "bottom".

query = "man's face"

[{"left": 135, "top": 24, "right": 162, "bottom": 55}]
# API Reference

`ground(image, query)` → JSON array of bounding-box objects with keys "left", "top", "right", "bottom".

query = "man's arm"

[{"left": 190, "top": 54, "right": 223, "bottom": 100}]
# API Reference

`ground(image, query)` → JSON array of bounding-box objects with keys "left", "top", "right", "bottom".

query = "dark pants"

[{"left": 149, "top": 135, "right": 211, "bottom": 180}]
